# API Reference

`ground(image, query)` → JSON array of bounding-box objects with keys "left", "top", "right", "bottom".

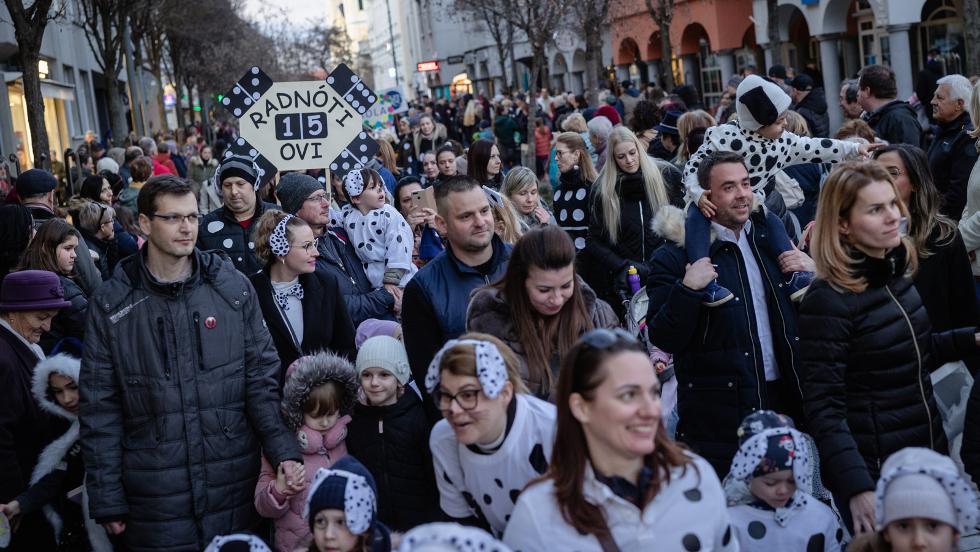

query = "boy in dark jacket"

[{"left": 346, "top": 336, "right": 441, "bottom": 532}]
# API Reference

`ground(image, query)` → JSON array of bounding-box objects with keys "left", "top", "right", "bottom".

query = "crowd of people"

[{"left": 1, "top": 59, "right": 980, "bottom": 552}]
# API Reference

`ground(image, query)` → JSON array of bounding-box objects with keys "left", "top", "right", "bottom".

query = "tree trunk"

[
  {"left": 173, "top": 68, "right": 187, "bottom": 131},
  {"left": 495, "top": 43, "right": 509, "bottom": 94},
  {"left": 583, "top": 28, "right": 602, "bottom": 105},
  {"left": 766, "top": 0, "right": 782, "bottom": 66},
  {"left": 523, "top": 53, "right": 540, "bottom": 168},
  {"left": 105, "top": 74, "right": 129, "bottom": 146},
  {"left": 509, "top": 49, "right": 520, "bottom": 92},
  {"left": 152, "top": 66, "right": 168, "bottom": 133},
  {"left": 965, "top": 0, "right": 980, "bottom": 77},
  {"left": 659, "top": 26, "right": 675, "bottom": 91},
  {"left": 20, "top": 50, "right": 50, "bottom": 170}
]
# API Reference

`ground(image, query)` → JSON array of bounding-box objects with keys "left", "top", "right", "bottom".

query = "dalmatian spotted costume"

[{"left": 336, "top": 170, "right": 417, "bottom": 289}]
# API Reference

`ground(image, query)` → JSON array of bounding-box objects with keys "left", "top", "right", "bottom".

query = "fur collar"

[
  {"left": 652, "top": 198, "right": 760, "bottom": 248},
  {"left": 32, "top": 354, "right": 79, "bottom": 420},
  {"left": 281, "top": 351, "right": 359, "bottom": 432}
]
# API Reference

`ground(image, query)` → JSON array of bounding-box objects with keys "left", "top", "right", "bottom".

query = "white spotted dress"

[
  {"left": 337, "top": 203, "right": 417, "bottom": 288},
  {"left": 683, "top": 121, "right": 860, "bottom": 206},
  {"left": 429, "top": 394, "right": 556, "bottom": 537},
  {"left": 503, "top": 453, "right": 737, "bottom": 551},
  {"left": 729, "top": 499, "right": 842, "bottom": 552},
  {"left": 553, "top": 172, "right": 591, "bottom": 251}
]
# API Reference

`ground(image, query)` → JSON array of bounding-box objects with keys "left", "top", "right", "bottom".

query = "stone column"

[
  {"left": 887, "top": 24, "right": 914, "bottom": 101},
  {"left": 717, "top": 49, "right": 736, "bottom": 88},
  {"left": 842, "top": 37, "right": 860, "bottom": 79},
  {"left": 818, "top": 34, "right": 843, "bottom": 135}
]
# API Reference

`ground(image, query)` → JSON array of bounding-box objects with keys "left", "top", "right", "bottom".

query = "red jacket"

[{"left": 153, "top": 153, "right": 177, "bottom": 176}]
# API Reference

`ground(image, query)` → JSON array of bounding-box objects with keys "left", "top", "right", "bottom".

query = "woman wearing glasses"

[
  {"left": 503, "top": 329, "right": 735, "bottom": 551},
  {"left": 16, "top": 219, "right": 89, "bottom": 352},
  {"left": 75, "top": 200, "right": 118, "bottom": 281},
  {"left": 466, "top": 226, "right": 618, "bottom": 399},
  {"left": 249, "top": 210, "right": 357, "bottom": 385},
  {"left": 426, "top": 333, "right": 556, "bottom": 537}
]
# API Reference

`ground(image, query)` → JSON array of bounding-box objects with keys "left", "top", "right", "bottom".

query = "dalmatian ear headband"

[
  {"left": 874, "top": 462, "right": 979, "bottom": 534},
  {"left": 424, "top": 339, "right": 508, "bottom": 399},
  {"left": 304, "top": 467, "right": 376, "bottom": 535},
  {"left": 344, "top": 170, "right": 365, "bottom": 198},
  {"left": 397, "top": 522, "right": 513, "bottom": 552},
  {"left": 270, "top": 214, "right": 293, "bottom": 257},
  {"left": 203, "top": 533, "right": 271, "bottom": 552},
  {"left": 729, "top": 427, "right": 811, "bottom": 492}
]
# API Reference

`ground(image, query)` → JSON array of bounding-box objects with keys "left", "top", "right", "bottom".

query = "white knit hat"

[
  {"left": 356, "top": 335, "right": 411, "bottom": 384},
  {"left": 736, "top": 75, "right": 792, "bottom": 131},
  {"left": 876, "top": 447, "right": 979, "bottom": 534}
]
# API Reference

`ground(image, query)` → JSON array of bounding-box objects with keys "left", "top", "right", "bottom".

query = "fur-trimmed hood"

[
  {"left": 281, "top": 351, "right": 359, "bottom": 432},
  {"left": 32, "top": 353, "right": 80, "bottom": 420},
  {"left": 651, "top": 197, "right": 761, "bottom": 248}
]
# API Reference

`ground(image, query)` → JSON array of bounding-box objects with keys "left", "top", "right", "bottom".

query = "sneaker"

[
  {"left": 702, "top": 281, "right": 734, "bottom": 307},
  {"left": 787, "top": 271, "right": 814, "bottom": 302}
]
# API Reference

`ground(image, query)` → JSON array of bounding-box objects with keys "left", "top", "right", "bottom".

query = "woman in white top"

[
  {"left": 503, "top": 328, "right": 736, "bottom": 551},
  {"left": 426, "top": 333, "right": 556, "bottom": 537}
]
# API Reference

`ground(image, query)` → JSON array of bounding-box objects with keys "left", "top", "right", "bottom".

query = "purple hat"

[{"left": 0, "top": 270, "right": 71, "bottom": 312}]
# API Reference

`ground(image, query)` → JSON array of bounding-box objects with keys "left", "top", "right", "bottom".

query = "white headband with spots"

[
  {"left": 344, "top": 170, "right": 365, "bottom": 197},
  {"left": 304, "top": 467, "right": 376, "bottom": 535},
  {"left": 203, "top": 533, "right": 271, "bottom": 552},
  {"left": 424, "top": 339, "right": 508, "bottom": 399},
  {"left": 729, "top": 427, "right": 811, "bottom": 490},
  {"left": 874, "top": 462, "right": 979, "bottom": 533},
  {"left": 270, "top": 214, "right": 293, "bottom": 257}
]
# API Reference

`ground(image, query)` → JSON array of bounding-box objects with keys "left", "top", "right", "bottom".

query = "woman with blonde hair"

[
  {"left": 798, "top": 160, "right": 980, "bottom": 538},
  {"left": 584, "top": 126, "right": 670, "bottom": 315},
  {"left": 673, "top": 109, "right": 716, "bottom": 167},
  {"left": 501, "top": 166, "right": 553, "bottom": 233},
  {"left": 484, "top": 186, "right": 523, "bottom": 245}
]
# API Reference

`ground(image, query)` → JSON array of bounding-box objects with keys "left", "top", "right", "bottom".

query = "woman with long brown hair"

[
  {"left": 466, "top": 226, "right": 618, "bottom": 398},
  {"left": 799, "top": 161, "right": 980, "bottom": 538},
  {"left": 503, "top": 329, "right": 734, "bottom": 550}
]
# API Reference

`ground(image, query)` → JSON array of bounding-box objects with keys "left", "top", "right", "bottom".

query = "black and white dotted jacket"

[{"left": 683, "top": 121, "right": 860, "bottom": 205}]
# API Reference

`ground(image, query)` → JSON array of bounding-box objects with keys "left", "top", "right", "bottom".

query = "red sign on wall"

[{"left": 417, "top": 60, "right": 440, "bottom": 73}]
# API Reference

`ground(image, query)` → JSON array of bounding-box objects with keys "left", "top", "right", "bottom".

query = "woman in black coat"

[
  {"left": 798, "top": 162, "right": 979, "bottom": 537},
  {"left": 583, "top": 126, "right": 670, "bottom": 316},
  {"left": 249, "top": 210, "right": 356, "bottom": 386}
]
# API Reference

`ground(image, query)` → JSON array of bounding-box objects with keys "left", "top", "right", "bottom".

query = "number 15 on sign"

[{"left": 275, "top": 112, "right": 329, "bottom": 141}]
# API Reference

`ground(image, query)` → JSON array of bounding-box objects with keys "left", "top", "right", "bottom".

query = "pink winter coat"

[{"left": 254, "top": 415, "right": 351, "bottom": 552}]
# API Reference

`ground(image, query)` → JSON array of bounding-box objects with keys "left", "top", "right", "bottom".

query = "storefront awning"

[{"left": 1, "top": 72, "right": 76, "bottom": 101}]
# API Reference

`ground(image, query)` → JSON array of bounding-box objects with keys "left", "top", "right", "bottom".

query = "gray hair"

[
  {"left": 587, "top": 115, "right": 613, "bottom": 141},
  {"left": 78, "top": 201, "right": 114, "bottom": 234},
  {"left": 500, "top": 166, "right": 538, "bottom": 199},
  {"left": 937, "top": 74, "right": 973, "bottom": 104}
]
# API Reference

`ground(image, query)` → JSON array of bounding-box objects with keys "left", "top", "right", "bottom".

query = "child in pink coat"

[{"left": 255, "top": 352, "right": 359, "bottom": 552}]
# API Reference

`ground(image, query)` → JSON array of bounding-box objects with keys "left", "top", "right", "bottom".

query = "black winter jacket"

[
  {"left": 249, "top": 268, "right": 357, "bottom": 385},
  {"left": 196, "top": 200, "right": 279, "bottom": 276},
  {"left": 798, "top": 246, "right": 977, "bottom": 502},
  {"left": 39, "top": 276, "right": 88, "bottom": 353},
  {"left": 863, "top": 100, "right": 923, "bottom": 148},
  {"left": 346, "top": 392, "right": 441, "bottom": 532},
  {"left": 645, "top": 206, "right": 804, "bottom": 476},
  {"left": 79, "top": 249, "right": 300, "bottom": 552},
  {"left": 316, "top": 227, "right": 396, "bottom": 328},
  {"left": 928, "top": 111, "right": 978, "bottom": 221},
  {"left": 793, "top": 87, "right": 830, "bottom": 138}
]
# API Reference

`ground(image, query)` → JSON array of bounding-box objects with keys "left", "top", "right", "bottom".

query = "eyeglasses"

[
  {"left": 579, "top": 328, "right": 638, "bottom": 350},
  {"left": 151, "top": 213, "right": 200, "bottom": 225},
  {"left": 291, "top": 238, "right": 319, "bottom": 253},
  {"left": 555, "top": 149, "right": 572, "bottom": 158},
  {"left": 433, "top": 387, "right": 481, "bottom": 411},
  {"left": 306, "top": 192, "right": 331, "bottom": 204},
  {"left": 100, "top": 219, "right": 113, "bottom": 228}
]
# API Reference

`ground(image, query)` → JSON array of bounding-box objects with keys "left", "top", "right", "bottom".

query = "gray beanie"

[
  {"left": 356, "top": 336, "right": 411, "bottom": 385},
  {"left": 277, "top": 172, "right": 325, "bottom": 215}
]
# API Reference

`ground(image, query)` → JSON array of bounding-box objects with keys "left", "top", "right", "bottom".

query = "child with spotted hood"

[
  {"left": 681, "top": 75, "right": 880, "bottom": 306},
  {"left": 305, "top": 456, "right": 391, "bottom": 552},
  {"left": 724, "top": 410, "right": 842, "bottom": 552},
  {"left": 254, "top": 352, "right": 359, "bottom": 552},
  {"left": 333, "top": 168, "right": 417, "bottom": 291}
]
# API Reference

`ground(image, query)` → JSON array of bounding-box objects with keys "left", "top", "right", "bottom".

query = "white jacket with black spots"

[{"left": 683, "top": 121, "right": 860, "bottom": 206}]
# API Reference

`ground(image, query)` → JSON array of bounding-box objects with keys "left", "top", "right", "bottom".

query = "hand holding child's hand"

[
  {"left": 697, "top": 193, "right": 717, "bottom": 219},
  {"left": 276, "top": 461, "right": 307, "bottom": 497}
]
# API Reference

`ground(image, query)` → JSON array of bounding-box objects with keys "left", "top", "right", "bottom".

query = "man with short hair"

[
  {"left": 767, "top": 64, "right": 788, "bottom": 87},
  {"left": 402, "top": 176, "right": 511, "bottom": 410},
  {"left": 645, "top": 151, "right": 813, "bottom": 476},
  {"left": 420, "top": 151, "right": 439, "bottom": 187},
  {"left": 858, "top": 64, "right": 922, "bottom": 146},
  {"left": 839, "top": 79, "right": 863, "bottom": 121},
  {"left": 928, "top": 74, "right": 978, "bottom": 221},
  {"left": 196, "top": 155, "right": 278, "bottom": 275},
  {"left": 276, "top": 172, "right": 398, "bottom": 326},
  {"left": 16, "top": 169, "right": 102, "bottom": 293},
  {"left": 789, "top": 74, "right": 829, "bottom": 137},
  {"left": 80, "top": 174, "right": 300, "bottom": 551}
]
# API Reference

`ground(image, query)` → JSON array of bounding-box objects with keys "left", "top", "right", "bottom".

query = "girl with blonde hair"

[{"left": 673, "top": 109, "right": 717, "bottom": 167}]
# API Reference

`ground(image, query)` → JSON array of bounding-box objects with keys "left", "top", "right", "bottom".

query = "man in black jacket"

[
  {"left": 645, "top": 152, "right": 813, "bottom": 476},
  {"left": 859, "top": 64, "right": 922, "bottom": 147},
  {"left": 79, "top": 176, "right": 300, "bottom": 551},
  {"left": 789, "top": 75, "right": 829, "bottom": 138},
  {"left": 276, "top": 172, "right": 397, "bottom": 328},
  {"left": 927, "top": 74, "right": 978, "bottom": 221},
  {"left": 196, "top": 155, "right": 278, "bottom": 275}
]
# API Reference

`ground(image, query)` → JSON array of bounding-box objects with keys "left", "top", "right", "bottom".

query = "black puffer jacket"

[
  {"left": 346, "top": 392, "right": 441, "bottom": 532},
  {"left": 793, "top": 87, "right": 830, "bottom": 138},
  {"left": 863, "top": 100, "right": 922, "bottom": 148},
  {"left": 197, "top": 200, "right": 279, "bottom": 276},
  {"left": 79, "top": 249, "right": 300, "bottom": 552},
  {"left": 39, "top": 276, "right": 88, "bottom": 353},
  {"left": 798, "top": 246, "right": 977, "bottom": 502}
]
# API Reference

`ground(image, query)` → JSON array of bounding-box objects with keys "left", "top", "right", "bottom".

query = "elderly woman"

[
  {"left": 501, "top": 166, "right": 553, "bottom": 233},
  {"left": 587, "top": 116, "right": 613, "bottom": 173},
  {"left": 75, "top": 201, "right": 118, "bottom": 280},
  {"left": 503, "top": 329, "right": 735, "bottom": 550},
  {"left": 0, "top": 270, "right": 72, "bottom": 549}
]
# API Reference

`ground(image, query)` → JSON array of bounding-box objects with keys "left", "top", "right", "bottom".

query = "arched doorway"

[
  {"left": 571, "top": 49, "right": 586, "bottom": 94},
  {"left": 617, "top": 38, "right": 648, "bottom": 85},
  {"left": 680, "top": 23, "right": 722, "bottom": 109},
  {"left": 915, "top": 0, "right": 965, "bottom": 75}
]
